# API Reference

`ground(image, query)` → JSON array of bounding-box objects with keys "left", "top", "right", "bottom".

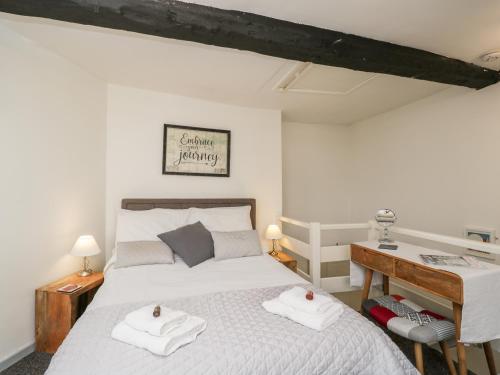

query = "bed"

[{"left": 46, "top": 198, "right": 417, "bottom": 375}]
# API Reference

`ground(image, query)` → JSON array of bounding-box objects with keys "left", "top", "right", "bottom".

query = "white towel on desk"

[
  {"left": 279, "top": 286, "right": 334, "bottom": 314},
  {"left": 125, "top": 304, "right": 188, "bottom": 336},
  {"left": 262, "top": 298, "right": 343, "bottom": 331},
  {"left": 112, "top": 316, "right": 207, "bottom": 356}
]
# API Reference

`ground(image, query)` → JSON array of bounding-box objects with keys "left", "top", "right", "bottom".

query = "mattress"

[
  {"left": 90, "top": 254, "right": 305, "bottom": 310},
  {"left": 47, "top": 254, "right": 417, "bottom": 374}
]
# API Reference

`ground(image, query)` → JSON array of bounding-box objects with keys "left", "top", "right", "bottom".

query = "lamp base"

[
  {"left": 378, "top": 238, "right": 395, "bottom": 244},
  {"left": 378, "top": 227, "right": 395, "bottom": 243},
  {"left": 78, "top": 269, "right": 93, "bottom": 277},
  {"left": 78, "top": 256, "right": 93, "bottom": 277},
  {"left": 269, "top": 239, "right": 280, "bottom": 257}
]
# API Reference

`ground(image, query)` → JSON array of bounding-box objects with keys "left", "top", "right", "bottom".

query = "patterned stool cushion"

[{"left": 363, "top": 295, "right": 456, "bottom": 344}]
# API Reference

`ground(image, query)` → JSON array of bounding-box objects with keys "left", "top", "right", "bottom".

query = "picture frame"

[{"left": 162, "top": 124, "right": 231, "bottom": 177}]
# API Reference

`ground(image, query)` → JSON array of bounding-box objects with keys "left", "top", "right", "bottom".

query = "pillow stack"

[{"left": 115, "top": 205, "right": 264, "bottom": 268}]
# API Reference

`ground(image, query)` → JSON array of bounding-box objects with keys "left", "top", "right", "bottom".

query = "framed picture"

[{"left": 162, "top": 124, "right": 231, "bottom": 177}]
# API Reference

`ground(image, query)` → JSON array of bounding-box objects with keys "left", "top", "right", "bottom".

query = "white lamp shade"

[
  {"left": 265, "top": 224, "right": 282, "bottom": 240},
  {"left": 70, "top": 235, "right": 101, "bottom": 257}
]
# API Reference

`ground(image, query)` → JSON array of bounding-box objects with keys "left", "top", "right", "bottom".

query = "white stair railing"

[
  {"left": 279, "top": 217, "right": 378, "bottom": 292},
  {"left": 279, "top": 216, "right": 500, "bottom": 294}
]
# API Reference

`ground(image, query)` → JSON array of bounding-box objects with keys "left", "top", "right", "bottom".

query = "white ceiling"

[{"left": 2, "top": 0, "right": 499, "bottom": 124}]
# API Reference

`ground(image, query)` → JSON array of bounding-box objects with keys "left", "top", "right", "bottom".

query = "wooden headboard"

[{"left": 121, "top": 198, "right": 256, "bottom": 229}]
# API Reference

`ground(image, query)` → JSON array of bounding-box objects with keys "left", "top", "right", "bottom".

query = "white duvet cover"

[
  {"left": 90, "top": 254, "right": 305, "bottom": 310},
  {"left": 48, "top": 253, "right": 417, "bottom": 375}
]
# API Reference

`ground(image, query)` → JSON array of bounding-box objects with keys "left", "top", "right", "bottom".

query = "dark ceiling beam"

[{"left": 1, "top": 0, "right": 498, "bottom": 89}]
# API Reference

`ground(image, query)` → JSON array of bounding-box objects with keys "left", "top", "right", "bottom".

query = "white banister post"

[
  {"left": 276, "top": 215, "right": 283, "bottom": 249},
  {"left": 309, "top": 222, "right": 321, "bottom": 288},
  {"left": 368, "top": 220, "right": 378, "bottom": 241}
]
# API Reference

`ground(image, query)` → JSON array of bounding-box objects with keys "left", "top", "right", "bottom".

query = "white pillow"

[
  {"left": 186, "top": 206, "right": 252, "bottom": 232},
  {"left": 115, "top": 208, "right": 191, "bottom": 244}
]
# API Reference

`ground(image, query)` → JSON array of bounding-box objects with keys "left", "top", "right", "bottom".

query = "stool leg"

[
  {"left": 414, "top": 342, "right": 424, "bottom": 374},
  {"left": 439, "top": 341, "right": 457, "bottom": 375},
  {"left": 483, "top": 342, "right": 497, "bottom": 375}
]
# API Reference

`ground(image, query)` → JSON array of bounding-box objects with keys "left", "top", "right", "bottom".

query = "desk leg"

[
  {"left": 453, "top": 302, "right": 467, "bottom": 375},
  {"left": 361, "top": 269, "right": 373, "bottom": 302},
  {"left": 483, "top": 342, "right": 497, "bottom": 375},
  {"left": 382, "top": 275, "right": 389, "bottom": 295}
]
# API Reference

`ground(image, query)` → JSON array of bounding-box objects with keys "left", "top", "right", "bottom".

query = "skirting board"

[{"left": 0, "top": 341, "right": 35, "bottom": 372}]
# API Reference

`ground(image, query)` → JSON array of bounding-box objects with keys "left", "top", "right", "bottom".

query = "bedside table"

[
  {"left": 270, "top": 251, "right": 297, "bottom": 273},
  {"left": 35, "top": 272, "right": 104, "bottom": 353}
]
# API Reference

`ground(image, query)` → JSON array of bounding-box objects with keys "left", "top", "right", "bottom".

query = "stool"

[{"left": 363, "top": 295, "right": 457, "bottom": 375}]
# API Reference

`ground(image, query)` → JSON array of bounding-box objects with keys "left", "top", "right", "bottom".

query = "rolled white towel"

[
  {"left": 279, "top": 286, "right": 334, "bottom": 314},
  {"left": 125, "top": 304, "right": 188, "bottom": 336},
  {"left": 262, "top": 298, "right": 343, "bottom": 331},
  {"left": 112, "top": 315, "right": 207, "bottom": 356}
]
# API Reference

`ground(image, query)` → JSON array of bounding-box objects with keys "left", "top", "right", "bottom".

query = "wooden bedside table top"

[
  {"left": 270, "top": 251, "right": 294, "bottom": 263},
  {"left": 269, "top": 251, "right": 297, "bottom": 272},
  {"left": 37, "top": 272, "right": 104, "bottom": 295}
]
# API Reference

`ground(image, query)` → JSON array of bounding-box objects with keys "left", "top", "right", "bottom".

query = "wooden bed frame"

[{"left": 121, "top": 198, "right": 256, "bottom": 229}]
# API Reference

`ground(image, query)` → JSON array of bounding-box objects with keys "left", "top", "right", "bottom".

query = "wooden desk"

[{"left": 351, "top": 243, "right": 496, "bottom": 375}]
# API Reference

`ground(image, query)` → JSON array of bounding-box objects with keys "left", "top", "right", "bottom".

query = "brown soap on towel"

[
  {"left": 153, "top": 305, "right": 161, "bottom": 317},
  {"left": 306, "top": 291, "right": 314, "bottom": 300}
]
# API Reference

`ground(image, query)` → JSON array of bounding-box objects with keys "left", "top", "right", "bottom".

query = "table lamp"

[
  {"left": 265, "top": 224, "right": 282, "bottom": 256},
  {"left": 70, "top": 235, "right": 101, "bottom": 277}
]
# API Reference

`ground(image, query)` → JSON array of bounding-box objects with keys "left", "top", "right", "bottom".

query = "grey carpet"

[
  {"left": 0, "top": 335, "right": 475, "bottom": 375},
  {"left": 386, "top": 329, "right": 475, "bottom": 375},
  {"left": 1, "top": 352, "right": 51, "bottom": 375}
]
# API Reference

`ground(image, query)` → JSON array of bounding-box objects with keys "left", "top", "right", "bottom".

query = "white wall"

[
  {"left": 106, "top": 85, "right": 282, "bottom": 255},
  {"left": 0, "top": 26, "right": 106, "bottom": 367},
  {"left": 282, "top": 85, "right": 500, "bottom": 244},
  {"left": 282, "top": 122, "right": 352, "bottom": 224},
  {"left": 349, "top": 85, "right": 500, "bottom": 240},
  {"left": 281, "top": 122, "right": 355, "bottom": 274}
]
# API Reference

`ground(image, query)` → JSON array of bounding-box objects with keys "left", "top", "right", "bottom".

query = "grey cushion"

[
  {"left": 157, "top": 221, "right": 213, "bottom": 267},
  {"left": 212, "top": 230, "right": 262, "bottom": 261},
  {"left": 115, "top": 241, "right": 174, "bottom": 268}
]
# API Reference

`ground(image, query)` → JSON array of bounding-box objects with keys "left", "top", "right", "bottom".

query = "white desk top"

[{"left": 354, "top": 240, "right": 500, "bottom": 281}]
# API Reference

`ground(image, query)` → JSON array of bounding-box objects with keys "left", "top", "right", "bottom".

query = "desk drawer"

[
  {"left": 395, "top": 260, "right": 463, "bottom": 303},
  {"left": 351, "top": 246, "right": 394, "bottom": 275}
]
